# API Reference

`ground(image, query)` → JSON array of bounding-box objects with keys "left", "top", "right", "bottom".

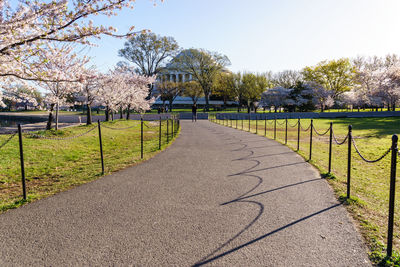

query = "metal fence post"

[
  {"left": 274, "top": 117, "right": 276, "bottom": 140},
  {"left": 285, "top": 117, "right": 288, "bottom": 144},
  {"left": 328, "top": 122, "right": 333, "bottom": 173},
  {"left": 17, "top": 124, "right": 26, "bottom": 200},
  {"left": 97, "top": 121, "right": 105, "bottom": 175},
  {"left": 248, "top": 114, "right": 251, "bottom": 132},
  {"left": 172, "top": 117, "right": 174, "bottom": 138},
  {"left": 159, "top": 117, "right": 162, "bottom": 150},
  {"left": 236, "top": 114, "right": 238, "bottom": 129},
  {"left": 347, "top": 125, "right": 352, "bottom": 199},
  {"left": 297, "top": 118, "right": 300, "bottom": 151},
  {"left": 309, "top": 119, "right": 313, "bottom": 161},
  {"left": 387, "top": 134, "right": 398, "bottom": 258},
  {"left": 141, "top": 118, "right": 144, "bottom": 159},
  {"left": 256, "top": 115, "right": 258, "bottom": 134},
  {"left": 167, "top": 119, "right": 169, "bottom": 143},
  {"left": 264, "top": 118, "right": 267, "bottom": 136}
]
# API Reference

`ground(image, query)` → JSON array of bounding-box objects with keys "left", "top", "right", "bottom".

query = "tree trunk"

[
  {"left": 87, "top": 103, "right": 92, "bottom": 125},
  {"left": 105, "top": 106, "right": 110, "bottom": 121},
  {"left": 205, "top": 92, "right": 210, "bottom": 112},
  {"left": 46, "top": 103, "right": 55, "bottom": 130},
  {"left": 120, "top": 107, "right": 123, "bottom": 119},
  {"left": 168, "top": 98, "right": 173, "bottom": 112},
  {"left": 55, "top": 103, "right": 59, "bottom": 130},
  {"left": 111, "top": 111, "right": 114, "bottom": 121},
  {"left": 126, "top": 105, "right": 131, "bottom": 120}
]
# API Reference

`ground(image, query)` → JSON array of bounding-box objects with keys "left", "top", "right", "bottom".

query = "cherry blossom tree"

[
  {"left": 1, "top": 83, "right": 40, "bottom": 110},
  {"left": 353, "top": 54, "right": 400, "bottom": 110},
  {"left": 32, "top": 43, "right": 89, "bottom": 130},
  {"left": 0, "top": 0, "right": 153, "bottom": 82},
  {"left": 304, "top": 82, "right": 333, "bottom": 112},
  {"left": 77, "top": 67, "right": 101, "bottom": 125},
  {"left": 97, "top": 68, "right": 155, "bottom": 121},
  {"left": 259, "top": 87, "right": 292, "bottom": 112}
]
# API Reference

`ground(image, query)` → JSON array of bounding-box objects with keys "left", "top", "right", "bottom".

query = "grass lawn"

[
  {"left": 0, "top": 119, "right": 178, "bottom": 213},
  {"left": 213, "top": 116, "right": 400, "bottom": 264}
]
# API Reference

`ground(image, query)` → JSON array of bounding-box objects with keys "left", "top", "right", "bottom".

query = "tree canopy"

[
  {"left": 302, "top": 58, "right": 355, "bottom": 99},
  {"left": 171, "top": 48, "right": 230, "bottom": 111}
]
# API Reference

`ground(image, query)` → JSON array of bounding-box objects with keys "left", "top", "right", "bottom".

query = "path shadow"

[
  {"left": 233, "top": 151, "right": 293, "bottom": 161},
  {"left": 221, "top": 178, "right": 322, "bottom": 205},
  {"left": 229, "top": 161, "right": 306, "bottom": 176},
  {"left": 192, "top": 203, "right": 342, "bottom": 266}
]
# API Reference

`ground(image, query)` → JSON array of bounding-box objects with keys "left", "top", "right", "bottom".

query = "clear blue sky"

[{"left": 87, "top": 0, "right": 400, "bottom": 73}]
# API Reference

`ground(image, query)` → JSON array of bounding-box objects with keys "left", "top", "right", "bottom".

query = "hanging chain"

[
  {"left": 27, "top": 126, "right": 97, "bottom": 140},
  {"left": 0, "top": 132, "right": 17, "bottom": 149}
]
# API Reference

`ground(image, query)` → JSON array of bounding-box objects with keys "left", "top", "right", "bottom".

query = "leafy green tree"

[
  {"left": 213, "top": 72, "right": 235, "bottom": 109},
  {"left": 172, "top": 49, "right": 230, "bottom": 111},
  {"left": 182, "top": 81, "right": 204, "bottom": 104},
  {"left": 302, "top": 58, "right": 355, "bottom": 99},
  {"left": 118, "top": 32, "right": 180, "bottom": 95},
  {"left": 241, "top": 73, "right": 271, "bottom": 112}
]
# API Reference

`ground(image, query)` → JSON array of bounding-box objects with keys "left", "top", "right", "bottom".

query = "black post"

[
  {"left": 236, "top": 114, "right": 238, "bottom": 129},
  {"left": 274, "top": 118, "right": 276, "bottom": 140},
  {"left": 172, "top": 118, "right": 174, "bottom": 138},
  {"left": 248, "top": 114, "right": 251, "bottom": 132},
  {"left": 256, "top": 115, "right": 258, "bottom": 134},
  {"left": 328, "top": 122, "right": 333, "bottom": 173},
  {"left": 285, "top": 117, "right": 288, "bottom": 144},
  {"left": 167, "top": 119, "right": 169, "bottom": 143},
  {"left": 159, "top": 117, "right": 162, "bottom": 150},
  {"left": 17, "top": 124, "right": 26, "bottom": 200},
  {"left": 387, "top": 134, "right": 398, "bottom": 258},
  {"left": 309, "top": 119, "right": 313, "bottom": 161},
  {"left": 347, "top": 125, "right": 352, "bottom": 199},
  {"left": 264, "top": 118, "right": 267, "bottom": 136},
  {"left": 97, "top": 121, "right": 105, "bottom": 175},
  {"left": 141, "top": 118, "right": 144, "bottom": 159},
  {"left": 297, "top": 118, "right": 300, "bottom": 151}
]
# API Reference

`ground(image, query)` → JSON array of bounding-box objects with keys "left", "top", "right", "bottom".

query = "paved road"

[{"left": 0, "top": 121, "right": 371, "bottom": 266}]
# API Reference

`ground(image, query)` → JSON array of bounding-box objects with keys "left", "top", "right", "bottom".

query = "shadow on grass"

[{"left": 325, "top": 117, "right": 400, "bottom": 138}]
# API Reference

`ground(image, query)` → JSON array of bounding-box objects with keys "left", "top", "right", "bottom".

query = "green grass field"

[
  {"left": 213, "top": 116, "right": 400, "bottom": 264},
  {"left": 0, "top": 119, "right": 178, "bottom": 213}
]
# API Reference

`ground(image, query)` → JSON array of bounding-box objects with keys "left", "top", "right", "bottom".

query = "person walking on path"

[{"left": 192, "top": 104, "right": 197, "bottom": 122}]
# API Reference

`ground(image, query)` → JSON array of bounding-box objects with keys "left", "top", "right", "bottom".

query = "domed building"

[{"left": 152, "top": 50, "right": 237, "bottom": 109}]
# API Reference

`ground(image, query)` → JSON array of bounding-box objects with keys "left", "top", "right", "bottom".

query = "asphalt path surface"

[{"left": 0, "top": 121, "right": 371, "bottom": 266}]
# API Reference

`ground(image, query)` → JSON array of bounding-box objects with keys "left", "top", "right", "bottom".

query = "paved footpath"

[{"left": 0, "top": 121, "right": 371, "bottom": 266}]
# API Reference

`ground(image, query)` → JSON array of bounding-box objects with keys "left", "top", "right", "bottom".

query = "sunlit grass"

[{"left": 0, "top": 119, "right": 178, "bottom": 213}]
